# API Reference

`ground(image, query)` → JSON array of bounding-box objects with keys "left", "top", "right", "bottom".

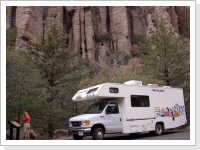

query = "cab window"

[
  {"left": 84, "top": 102, "right": 108, "bottom": 114},
  {"left": 106, "top": 102, "right": 119, "bottom": 114}
]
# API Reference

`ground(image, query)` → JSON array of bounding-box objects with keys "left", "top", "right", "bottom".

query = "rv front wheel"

[
  {"left": 155, "top": 123, "right": 164, "bottom": 136},
  {"left": 73, "top": 135, "right": 83, "bottom": 140},
  {"left": 92, "top": 127, "right": 104, "bottom": 140}
]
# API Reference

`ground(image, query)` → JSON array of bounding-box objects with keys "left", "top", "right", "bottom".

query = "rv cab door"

[{"left": 104, "top": 102, "right": 122, "bottom": 133}]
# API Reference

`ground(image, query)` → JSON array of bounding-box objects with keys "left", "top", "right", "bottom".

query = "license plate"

[{"left": 79, "top": 131, "right": 83, "bottom": 136}]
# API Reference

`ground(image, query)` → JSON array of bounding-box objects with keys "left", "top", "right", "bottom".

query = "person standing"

[{"left": 22, "top": 111, "right": 31, "bottom": 140}]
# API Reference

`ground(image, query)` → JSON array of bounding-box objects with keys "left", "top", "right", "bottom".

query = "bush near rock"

[{"left": 34, "top": 128, "right": 51, "bottom": 140}]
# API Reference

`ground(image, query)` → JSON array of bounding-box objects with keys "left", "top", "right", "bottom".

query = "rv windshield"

[{"left": 84, "top": 102, "right": 108, "bottom": 114}]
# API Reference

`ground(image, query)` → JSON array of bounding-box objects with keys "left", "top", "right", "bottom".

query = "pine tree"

[
  {"left": 27, "top": 24, "right": 86, "bottom": 138},
  {"left": 139, "top": 18, "right": 190, "bottom": 87},
  {"left": 6, "top": 28, "right": 47, "bottom": 127}
]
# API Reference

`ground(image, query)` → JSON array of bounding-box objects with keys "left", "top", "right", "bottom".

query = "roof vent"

[
  {"left": 163, "top": 86, "right": 171, "bottom": 88},
  {"left": 148, "top": 84, "right": 158, "bottom": 86},
  {"left": 124, "top": 80, "right": 142, "bottom": 86}
]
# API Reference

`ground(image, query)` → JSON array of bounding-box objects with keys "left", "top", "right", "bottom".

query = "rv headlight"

[
  {"left": 85, "top": 120, "right": 90, "bottom": 125},
  {"left": 69, "top": 121, "right": 72, "bottom": 127}
]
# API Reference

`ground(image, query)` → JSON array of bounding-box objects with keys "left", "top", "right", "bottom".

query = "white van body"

[{"left": 68, "top": 80, "right": 187, "bottom": 140}]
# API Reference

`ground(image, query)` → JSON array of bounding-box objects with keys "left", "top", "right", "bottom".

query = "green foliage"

[
  {"left": 27, "top": 24, "right": 87, "bottom": 137},
  {"left": 130, "top": 34, "right": 146, "bottom": 45},
  {"left": 28, "top": 25, "right": 85, "bottom": 92},
  {"left": 94, "top": 33, "right": 112, "bottom": 42},
  {"left": 138, "top": 18, "right": 190, "bottom": 126},
  {"left": 139, "top": 18, "right": 190, "bottom": 87},
  {"left": 6, "top": 28, "right": 17, "bottom": 46},
  {"left": 105, "top": 51, "right": 131, "bottom": 67},
  {"left": 80, "top": 51, "right": 132, "bottom": 87},
  {"left": 6, "top": 27, "right": 49, "bottom": 129},
  {"left": 111, "top": 51, "right": 131, "bottom": 65},
  {"left": 6, "top": 24, "right": 90, "bottom": 138},
  {"left": 6, "top": 50, "right": 48, "bottom": 126},
  {"left": 6, "top": 18, "right": 191, "bottom": 137}
]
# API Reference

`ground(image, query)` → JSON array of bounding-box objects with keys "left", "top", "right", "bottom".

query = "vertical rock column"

[
  {"left": 175, "top": 6, "right": 190, "bottom": 39},
  {"left": 109, "top": 6, "right": 131, "bottom": 55},
  {"left": 154, "top": 6, "right": 172, "bottom": 26},
  {"left": 45, "top": 6, "right": 63, "bottom": 38},
  {"left": 132, "top": 10, "right": 146, "bottom": 37},
  {"left": 15, "top": 6, "right": 43, "bottom": 50},
  {"left": 72, "top": 7, "right": 81, "bottom": 54},
  {"left": 146, "top": 13, "right": 156, "bottom": 38},
  {"left": 85, "top": 7, "right": 95, "bottom": 62},
  {"left": 98, "top": 6, "right": 108, "bottom": 63},
  {"left": 80, "top": 6, "right": 86, "bottom": 59},
  {"left": 6, "top": 6, "right": 13, "bottom": 28},
  {"left": 168, "top": 6, "right": 179, "bottom": 29},
  {"left": 153, "top": 6, "right": 179, "bottom": 37}
]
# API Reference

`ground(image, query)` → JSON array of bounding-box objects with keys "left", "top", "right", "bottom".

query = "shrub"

[
  {"left": 130, "top": 34, "right": 146, "bottom": 45},
  {"left": 94, "top": 33, "right": 112, "bottom": 42}
]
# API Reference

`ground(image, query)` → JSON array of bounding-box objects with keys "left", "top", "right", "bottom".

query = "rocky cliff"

[{"left": 6, "top": 6, "right": 190, "bottom": 63}]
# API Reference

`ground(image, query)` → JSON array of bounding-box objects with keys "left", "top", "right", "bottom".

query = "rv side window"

[
  {"left": 131, "top": 95, "right": 150, "bottom": 107},
  {"left": 86, "top": 87, "right": 98, "bottom": 94},
  {"left": 109, "top": 87, "right": 119, "bottom": 93}
]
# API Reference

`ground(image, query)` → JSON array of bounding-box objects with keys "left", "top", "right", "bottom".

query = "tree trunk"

[
  {"left": 48, "top": 120, "right": 53, "bottom": 139},
  {"left": 164, "top": 64, "right": 170, "bottom": 86},
  {"left": 166, "top": 79, "right": 170, "bottom": 86}
]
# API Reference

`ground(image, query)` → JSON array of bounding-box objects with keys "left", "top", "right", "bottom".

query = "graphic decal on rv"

[
  {"left": 155, "top": 104, "right": 185, "bottom": 117},
  {"left": 76, "top": 95, "right": 82, "bottom": 99}
]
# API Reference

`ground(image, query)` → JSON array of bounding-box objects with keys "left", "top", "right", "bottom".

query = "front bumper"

[{"left": 68, "top": 127, "right": 91, "bottom": 137}]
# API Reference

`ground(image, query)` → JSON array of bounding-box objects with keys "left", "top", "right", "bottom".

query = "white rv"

[{"left": 68, "top": 80, "right": 187, "bottom": 140}]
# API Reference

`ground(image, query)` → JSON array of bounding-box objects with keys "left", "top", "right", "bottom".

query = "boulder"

[{"left": 54, "top": 129, "right": 69, "bottom": 139}]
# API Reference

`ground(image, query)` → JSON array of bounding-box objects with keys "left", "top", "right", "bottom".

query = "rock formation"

[{"left": 6, "top": 6, "right": 190, "bottom": 63}]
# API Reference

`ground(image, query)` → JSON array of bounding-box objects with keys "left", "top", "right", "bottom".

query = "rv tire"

[
  {"left": 155, "top": 123, "right": 164, "bottom": 136},
  {"left": 73, "top": 135, "right": 83, "bottom": 140},
  {"left": 92, "top": 127, "right": 104, "bottom": 140},
  {"left": 129, "top": 133, "right": 138, "bottom": 137}
]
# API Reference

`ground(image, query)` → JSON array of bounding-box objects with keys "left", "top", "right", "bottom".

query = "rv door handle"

[
  {"left": 120, "top": 118, "right": 121, "bottom": 121},
  {"left": 100, "top": 116, "right": 104, "bottom": 118}
]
